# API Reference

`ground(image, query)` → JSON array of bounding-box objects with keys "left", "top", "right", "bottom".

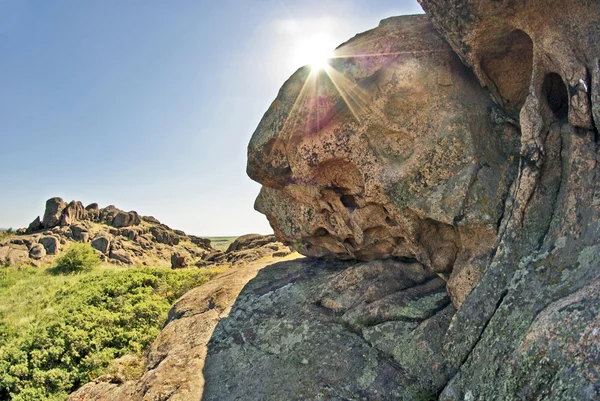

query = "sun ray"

[
  {"left": 323, "top": 64, "right": 372, "bottom": 123},
  {"left": 330, "top": 48, "right": 454, "bottom": 60}
]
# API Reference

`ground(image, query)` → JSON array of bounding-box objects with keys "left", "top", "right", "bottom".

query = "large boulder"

[
  {"left": 0, "top": 245, "right": 29, "bottom": 265},
  {"left": 42, "top": 197, "right": 66, "bottom": 228},
  {"left": 39, "top": 236, "right": 60, "bottom": 255},
  {"left": 29, "top": 243, "right": 46, "bottom": 260},
  {"left": 109, "top": 249, "right": 133, "bottom": 265},
  {"left": 26, "top": 216, "right": 42, "bottom": 233},
  {"left": 248, "top": 15, "right": 519, "bottom": 307},
  {"left": 150, "top": 226, "right": 179, "bottom": 246},
  {"left": 91, "top": 236, "right": 112, "bottom": 255},
  {"left": 60, "top": 201, "right": 86, "bottom": 226}
]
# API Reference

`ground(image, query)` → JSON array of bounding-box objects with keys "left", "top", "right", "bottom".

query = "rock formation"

[
  {"left": 70, "top": 0, "right": 600, "bottom": 399},
  {"left": 232, "top": 1, "right": 599, "bottom": 399},
  {"left": 1, "top": 198, "right": 291, "bottom": 269},
  {"left": 248, "top": 15, "right": 520, "bottom": 307}
]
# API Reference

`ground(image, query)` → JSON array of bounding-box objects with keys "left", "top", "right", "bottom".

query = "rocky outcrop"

[
  {"left": 230, "top": 2, "right": 600, "bottom": 399},
  {"left": 225, "top": 233, "right": 277, "bottom": 252},
  {"left": 1, "top": 198, "right": 213, "bottom": 267},
  {"left": 248, "top": 15, "right": 519, "bottom": 308},
  {"left": 2, "top": 198, "right": 293, "bottom": 271}
]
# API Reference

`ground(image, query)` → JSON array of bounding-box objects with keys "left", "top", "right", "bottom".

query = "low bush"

[
  {"left": 0, "top": 265, "right": 224, "bottom": 400},
  {"left": 52, "top": 243, "right": 101, "bottom": 274}
]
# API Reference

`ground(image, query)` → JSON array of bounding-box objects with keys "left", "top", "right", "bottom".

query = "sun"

[{"left": 292, "top": 33, "right": 336, "bottom": 71}]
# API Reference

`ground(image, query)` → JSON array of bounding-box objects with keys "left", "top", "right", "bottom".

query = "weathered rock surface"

[
  {"left": 249, "top": 15, "right": 520, "bottom": 308},
  {"left": 228, "top": 2, "right": 600, "bottom": 400},
  {"left": 202, "top": 258, "right": 454, "bottom": 400},
  {"left": 41, "top": 197, "right": 66, "bottom": 228}
]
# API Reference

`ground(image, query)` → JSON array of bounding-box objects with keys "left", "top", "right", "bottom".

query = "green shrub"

[
  {"left": 0, "top": 266, "right": 224, "bottom": 400},
  {"left": 52, "top": 243, "right": 101, "bottom": 274}
]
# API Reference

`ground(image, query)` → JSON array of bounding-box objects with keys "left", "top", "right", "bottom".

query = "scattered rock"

[
  {"left": 91, "top": 236, "right": 112, "bottom": 255},
  {"left": 70, "top": 223, "right": 89, "bottom": 242},
  {"left": 39, "top": 236, "right": 60, "bottom": 255},
  {"left": 1, "top": 197, "right": 217, "bottom": 269},
  {"left": 170, "top": 252, "right": 189, "bottom": 269},
  {"left": 29, "top": 244, "right": 46, "bottom": 260},
  {"left": 109, "top": 249, "right": 133, "bottom": 265}
]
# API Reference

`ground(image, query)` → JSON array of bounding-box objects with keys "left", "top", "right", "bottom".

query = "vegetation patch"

[
  {"left": 0, "top": 263, "right": 225, "bottom": 400},
  {"left": 51, "top": 243, "right": 101, "bottom": 274}
]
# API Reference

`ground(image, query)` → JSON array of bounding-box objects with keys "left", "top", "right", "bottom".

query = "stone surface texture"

[{"left": 234, "top": 3, "right": 599, "bottom": 400}]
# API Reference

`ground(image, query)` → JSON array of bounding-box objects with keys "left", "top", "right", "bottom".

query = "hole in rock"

[
  {"left": 479, "top": 29, "right": 533, "bottom": 117},
  {"left": 543, "top": 72, "right": 569, "bottom": 120},
  {"left": 340, "top": 194, "right": 359, "bottom": 209},
  {"left": 313, "top": 227, "right": 330, "bottom": 237},
  {"left": 344, "top": 237, "right": 358, "bottom": 249}
]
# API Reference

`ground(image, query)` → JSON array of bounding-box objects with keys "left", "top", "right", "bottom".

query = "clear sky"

[{"left": 0, "top": 0, "right": 423, "bottom": 236}]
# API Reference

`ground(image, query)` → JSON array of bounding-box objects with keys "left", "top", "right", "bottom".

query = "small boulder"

[
  {"left": 70, "top": 223, "right": 90, "bottom": 242},
  {"left": 189, "top": 235, "right": 212, "bottom": 250},
  {"left": 16, "top": 228, "right": 27, "bottom": 235},
  {"left": 29, "top": 244, "right": 46, "bottom": 260},
  {"left": 273, "top": 249, "right": 292, "bottom": 258},
  {"left": 39, "top": 236, "right": 60, "bottom": 255},
  {"left": 171, "top": 252, "right": 189, "bottom": 269},
  {"left": 109, "top": 249, "right": 133, "bottom": 265},
  {"left": 91, "top": 236, "right": 112, "bottom": 254},
  {"left": 226, "top": 234, "right": 277, "bottom": 253}
]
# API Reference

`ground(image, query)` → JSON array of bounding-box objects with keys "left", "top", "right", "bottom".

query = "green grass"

[
  {"left": 207, "top": 236, "right": 238, "bottom": 252},
  {"left": 0, "top": 263, "right": 225, "bottom": 401},
  {"left": 0, "top": 229, "right": 14, "bottom": 243}
]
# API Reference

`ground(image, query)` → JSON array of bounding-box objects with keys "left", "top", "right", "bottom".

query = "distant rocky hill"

[{"left": 0, "top": 197, "right": 291, "bottom": 268}]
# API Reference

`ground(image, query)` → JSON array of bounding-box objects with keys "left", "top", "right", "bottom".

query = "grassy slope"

[{"left": 0, "top": 263, "right": 226, "bottom": 401}]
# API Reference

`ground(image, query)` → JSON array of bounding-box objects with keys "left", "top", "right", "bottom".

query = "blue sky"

[{"left": 0, "top": 0, "right": 422, "bottom": 236}]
